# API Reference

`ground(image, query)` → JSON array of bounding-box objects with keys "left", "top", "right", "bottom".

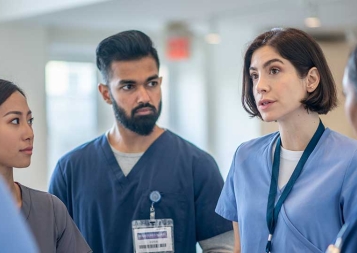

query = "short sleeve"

[
  {"left": 52, "top": 195, "right": 92, "bottom": 253},
  {"left": 193, "top": 153, "right": 233, "bottom": 241},
  {"left": 215, "top": 148, "right": 238, "bottom": 222}
]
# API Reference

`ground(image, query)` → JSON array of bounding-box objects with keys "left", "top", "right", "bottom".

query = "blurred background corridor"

[{"left": 0, "top": 0, "right": 356, "bottom": 194}]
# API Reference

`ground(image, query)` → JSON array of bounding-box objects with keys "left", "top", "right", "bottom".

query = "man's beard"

[{"left": 111, "top": 96, "right": 162, "bottom": 136}]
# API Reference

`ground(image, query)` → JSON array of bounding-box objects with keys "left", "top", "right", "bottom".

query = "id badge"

[{"left": 132, "top": 219, "right": 174, "bottom": 253}]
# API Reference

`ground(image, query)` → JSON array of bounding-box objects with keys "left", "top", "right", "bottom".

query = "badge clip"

[{"left": 149, "top": 191, "right": 161, "bottom": 223}]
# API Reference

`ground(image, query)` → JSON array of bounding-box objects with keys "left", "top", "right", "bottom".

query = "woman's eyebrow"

[{"left": 250, "top": 58, "right": 284, "bottom": 71}]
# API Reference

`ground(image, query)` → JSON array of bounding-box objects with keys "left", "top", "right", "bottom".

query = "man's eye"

[
  {"left": 11, "top": 118, "right": 20, "bottom": 125},
  {"left": 122, "top": 84, "right": 134, "bottom": 90},
  {"left": 148, "top": 81, "right": 158, "bottom": 87}
]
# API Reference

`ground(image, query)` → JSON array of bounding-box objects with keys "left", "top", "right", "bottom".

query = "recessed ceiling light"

[
  {"left": 205, "top": 33, "right": 221, "bottom": 44},
  {"left": 305, "top": 17, "right": 321, "bottom": 28}
]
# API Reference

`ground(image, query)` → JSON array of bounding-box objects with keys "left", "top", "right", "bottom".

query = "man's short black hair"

[{"left": 96, "top": 30, "right": 160, "bottom": 84}]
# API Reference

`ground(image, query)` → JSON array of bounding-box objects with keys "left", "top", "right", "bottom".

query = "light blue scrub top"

[
  {"left": 216, "top": 129, "right": 357, "bottom": 253},
  {"left": 0, "top": 178, "right": 38, "bottom": 253}
]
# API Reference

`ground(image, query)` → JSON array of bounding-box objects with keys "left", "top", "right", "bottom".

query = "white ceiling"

[
  {"left": 0, "top": 0, "right": 109, "bottom": 22},
  {"left": 3, "top": 0, "right": 357, "bottom": 37}
]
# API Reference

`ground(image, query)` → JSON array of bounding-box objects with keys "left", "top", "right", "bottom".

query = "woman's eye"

[
  {"left": 270, "top": 68, "right": 280, "bottom": 74},
  {"left": 11, "top": 118, "right": 20, "bottom": 125},
  {"left": 28, "top": 118, "right": 34, "bottom": 125},
  {"left": 250, "top": 73, "right": 258, "bottom": 80}
]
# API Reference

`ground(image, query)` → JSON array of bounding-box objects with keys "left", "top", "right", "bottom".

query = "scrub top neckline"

[
  {"left": 16, "top": 183, "right": 31, "bottom": 221},
  {"left": 266, "top": 128, "right": 331, "bottom": 194},
  {"left": 101, "top": 130, "right": 171, "bottom": 185}
]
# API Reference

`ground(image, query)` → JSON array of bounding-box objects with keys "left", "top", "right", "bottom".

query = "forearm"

[
  {"left": 199, "top": 230, "right": 234, "bottom": 253},
  {"left": 233, "top": 222, "right": 241, "bottom": 253}
]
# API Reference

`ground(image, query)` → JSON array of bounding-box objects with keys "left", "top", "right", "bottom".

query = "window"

[{"left": 46, "top": 61, "right": 97, "bottom": 179}]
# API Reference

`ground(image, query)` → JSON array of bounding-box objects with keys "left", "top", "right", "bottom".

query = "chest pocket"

[{"left": 138, "top": 191, "right": 188, "bottom": 243}]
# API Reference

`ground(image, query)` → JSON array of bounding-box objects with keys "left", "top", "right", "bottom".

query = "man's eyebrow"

[
  {"left": 117, "top": 75, "right": 159, "bottom": 85},
  {"left": 118, "top": 79, "right": 135, "bottom": 85},
  {"left": 146, "top": 75, "right": 159, "bottom": 82}
]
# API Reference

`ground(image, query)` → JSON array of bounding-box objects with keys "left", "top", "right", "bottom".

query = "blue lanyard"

[{"left": 265, "top": 120, "right": 325, "bottom": 253}]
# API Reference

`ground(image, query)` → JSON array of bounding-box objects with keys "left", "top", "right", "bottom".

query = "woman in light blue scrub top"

[
  {"left": 215, "top": 28, "right": 357, "bottom": 253},
  {"left": 326, "top": 46, "right": 357, "bottom": 253}
]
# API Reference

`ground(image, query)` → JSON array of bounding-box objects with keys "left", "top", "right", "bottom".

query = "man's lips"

[{"left": 134, "top": 107, "right": 154, "bottom": 115}]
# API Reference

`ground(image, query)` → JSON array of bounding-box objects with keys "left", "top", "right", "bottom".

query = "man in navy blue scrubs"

[{"left": 49, "top": 30, "right": 233, "bottom": 253}]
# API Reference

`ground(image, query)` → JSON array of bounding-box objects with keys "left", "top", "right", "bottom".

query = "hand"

[{"left": 326, "top": 245, "right": 340, "bottom": 253}]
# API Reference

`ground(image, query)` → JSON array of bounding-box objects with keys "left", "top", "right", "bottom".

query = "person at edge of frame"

[
  {"left": 0, "top": 176, "right": 38, "bottom": 253},
  {"left": 326, "top": 46, "right": 357, "bottom": 253}
]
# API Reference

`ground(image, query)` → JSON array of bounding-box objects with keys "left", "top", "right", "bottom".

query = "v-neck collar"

[
  {"left": 17, "top": 183, "right": 31, "bottom": 221},
  {"left": 266, "top": 128, "right": 331, "bottom": 194},
  {"left": 100, "top": 130, "right": 170, "bottom": 185}
]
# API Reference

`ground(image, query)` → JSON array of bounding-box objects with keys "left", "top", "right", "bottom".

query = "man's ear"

[
  {"left": 98, "top": 83, "right": 112, "bottom": 104},
  {"left": 306, "top": 67, "right": 320, "bottom": 93}
]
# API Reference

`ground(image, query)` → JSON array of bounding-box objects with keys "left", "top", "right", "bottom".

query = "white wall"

[
  {"left": 0, "top": 23, "right": 48, "bottom": 190},
  {"left": 208, "top": 21, "right": 260, "bottom": 179},
  {"left": 164, "top": 34, "right": 209, "bottom": 150}
]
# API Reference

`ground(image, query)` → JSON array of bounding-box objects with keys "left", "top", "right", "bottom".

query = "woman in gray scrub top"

[{"left": 0, "top": 79, "right": 92, "bottom": 253}]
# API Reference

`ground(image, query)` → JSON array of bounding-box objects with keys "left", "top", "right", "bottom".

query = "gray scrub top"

[{"left": 19, "top": 183, "right": 92, "bottom": 253}]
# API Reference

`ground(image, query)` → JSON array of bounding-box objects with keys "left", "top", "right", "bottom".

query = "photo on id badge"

[{"left": 132, "top": 191, "right": 175, "bottom": 252}]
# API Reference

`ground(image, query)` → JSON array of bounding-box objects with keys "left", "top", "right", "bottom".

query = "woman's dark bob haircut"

[
  {"left": 0, "top": 79, "right": 25, "bottom": 106},
  {"left": 242, "top": 28, "right": 337, "bottom": 120}
]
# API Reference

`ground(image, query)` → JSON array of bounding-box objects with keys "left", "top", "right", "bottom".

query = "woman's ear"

[{"left": 306, "top": 67, "right": 320, "bottom": 93}]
